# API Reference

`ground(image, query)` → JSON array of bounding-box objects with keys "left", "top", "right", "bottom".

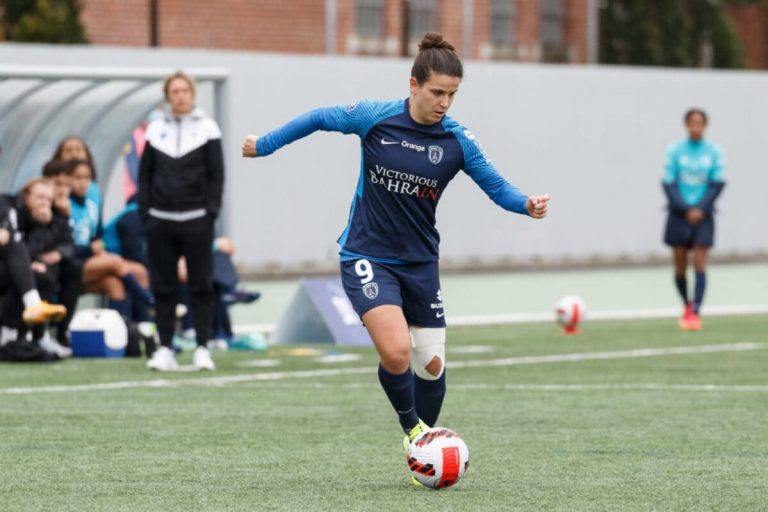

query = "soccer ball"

[
  {"left": 406, "top": 427, "right": 469, "bottom": 489},
  {"left": 555, "top": 295, "right": 586, "bottom": 334}
]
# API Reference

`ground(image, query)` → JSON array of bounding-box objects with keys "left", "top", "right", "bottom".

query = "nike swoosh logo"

[
  {"left": 436, "top": 312, "right": 445, "bottom": 318},
  {"left": 381, "top": 138, "right": 399, "bottom": 145}
]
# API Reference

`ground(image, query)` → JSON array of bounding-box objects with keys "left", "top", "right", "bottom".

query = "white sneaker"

[
  {"left": 193, "top": 346, "right": 215, "bottom": 371},
  {"left": 37, "top": 333, "right": 72, "bottom": 359},
  {"left": 207, "top": 338, "right": 229, "bottom": 351},
  {"left": 147, "top": 346, "right": 178, "bottom": 371}
]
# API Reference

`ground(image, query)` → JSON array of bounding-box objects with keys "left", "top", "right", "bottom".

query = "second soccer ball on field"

[{"left": 555, "top": 295, "right": 587, "bottom": 335}]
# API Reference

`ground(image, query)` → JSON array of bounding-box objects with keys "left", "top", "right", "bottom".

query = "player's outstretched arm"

[
  {"left": 242, "top": 135, "right": 258, "bottom": 158},
  {"left": 526, "top": 194, "right": 551, "bottom": 219}
]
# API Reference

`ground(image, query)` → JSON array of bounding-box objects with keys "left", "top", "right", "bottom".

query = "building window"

[
  {"left": 357, "top": 0, "right": 384, "bottom": 39},
  {"left": 491, "top": 0, "right": 516, "bottom": 47},
  {"left": 407, "top": 0, "right": 437, "bottom": 52},
  {"left": 540, "top": 0, "right": 564, "bottom": 48}
]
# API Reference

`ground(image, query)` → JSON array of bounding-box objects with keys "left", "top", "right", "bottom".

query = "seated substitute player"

[
  {"left": 662, "top": 108, "right": 725, "bottom": 331},
  {"left": 0, "top": 191, "right": 67, "bottom": 346},
  {"left": 242, "top": 32, "right": 550, "bottom": 485}
]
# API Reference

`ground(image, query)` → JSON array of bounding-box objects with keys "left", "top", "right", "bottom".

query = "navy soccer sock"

[
  {"left": 414, "top": 370, "right": 446, "bottom": 427},
  {"left": 109, "top": 298, "right": 131, "bottom": 318},
  {"left": 674, "top": 274, "right": 689, "bottom": 305},
  {"left": 122, "top": 274, "right": 154, "bottom": 306},
  {"left": 693, "top": 271, "right": 706, "bottom": 314},
  {"left": 378, "top": 364, "right": 419, "bottom": 433},
  {"left": 130, "top": 290, "right": 153, "bottom": 322}
]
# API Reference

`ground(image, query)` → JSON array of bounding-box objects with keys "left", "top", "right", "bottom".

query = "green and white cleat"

[
  {"left": 404, "top": 420, "right": 430, "bottom": 488},
  {"left": 403, "top": 419, "right": 430, "bottom": 453},
  {"left": 411, "top": 476, "right": 425, "bottom": 488}
]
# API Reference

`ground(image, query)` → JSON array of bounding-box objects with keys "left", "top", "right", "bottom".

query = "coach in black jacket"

[{"left": 138, "top": 71, "right": 224, "bottom": 371}]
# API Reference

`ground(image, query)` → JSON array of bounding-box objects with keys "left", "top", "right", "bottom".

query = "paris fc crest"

[
  {"left": 428, "top": 145, "right": 443, "bottom": 165},
  {"left": 362, "top": 282, "right": 379, "bottom": 300}
]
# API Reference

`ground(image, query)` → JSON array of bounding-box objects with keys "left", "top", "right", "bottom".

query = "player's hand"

[
  {"left": 214, "top": 237, "right": 235, "bottom": 255},
  {"left": 40, "top": 250, "right": 61, "bottom": 265},
  {"left": 0, "top": 228, "right": 9, "bottom": 246},
  {"left": 31, "top": 261, "right": 47, "bottom": 273},
  {"left": 91, "top": 239, "right": 105, "bottom": 255},
  {"left": 686, "top": 207, "right": 704, "bottom": 225},
  {"left": 526, "top": 194, "right": 551, "bottom": 219},
  {"left": 242, "top": 135, "right": 258, "bottom": 158}
]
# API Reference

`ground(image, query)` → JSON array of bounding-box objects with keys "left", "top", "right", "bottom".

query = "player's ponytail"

[{"left": 411, "top": 32, "right": 463, "bottom": 84}]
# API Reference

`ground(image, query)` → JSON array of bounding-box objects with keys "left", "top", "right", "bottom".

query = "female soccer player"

[
  {"left": 68, "top": 160, "right": 153, "bottom": 323},
  {"left": 663, "top": 108, "right": 725, "bottom": 330},
  {"left": 242, "top": 32, "right": 549, "bottom": 479},
  {"left": 52, "top": 136, "right": 103, "bottom": 211}
]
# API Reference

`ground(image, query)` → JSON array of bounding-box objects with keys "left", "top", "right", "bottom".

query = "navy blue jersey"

[{"left": 256, "top": 98, "right": 529, "bottom": 263}]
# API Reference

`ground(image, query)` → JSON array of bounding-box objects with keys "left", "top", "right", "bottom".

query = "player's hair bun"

[{"left": 419, "top": 32, "right": 455, "bottom": 52}]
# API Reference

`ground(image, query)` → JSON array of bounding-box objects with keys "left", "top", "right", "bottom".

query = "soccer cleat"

[
  {"left": 410, "top": 476, "right": 426, "bottom": 488},
  {"left": 403, "top": 420, "right": 430, "bottom": 488},
  {"left": 687, "top": 313, "right": 702, "bottom": 331},
  {"left": 678, "top": 303, "right": 694, "bottom": 330},
  {"left": 22, "top": 301, "right": 67, "bottom": 325},
  {"left": 147, "top": 346, "right": 178, "bottom": 371},
  {"left": 193, "top": 346, "right": 216, "bottom": 371},
  {"left": 403, "top": 419, "right": 430, "bottom": 454},
  {"left": 37, "top": 333, "right": 72, "bottom": 359}
]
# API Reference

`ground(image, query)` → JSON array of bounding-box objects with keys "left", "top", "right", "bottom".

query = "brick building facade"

[
  {"left": 727, "top": 2, "right": 768, "bottom": 69},
  {"left": 79, "top": 1, "right": 768, "bottom": 68},
  {"left": 80, "top": 0, "right": 594, "bottom": 63}
]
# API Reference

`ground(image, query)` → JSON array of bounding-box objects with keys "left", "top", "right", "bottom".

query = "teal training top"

[{"left": 663, "top": 139, "right": 724, "bottom": 206}]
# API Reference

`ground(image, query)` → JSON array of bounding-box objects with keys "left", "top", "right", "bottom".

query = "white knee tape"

[{"left": 410, "top": 326, "right": 445, "bottom": 380}]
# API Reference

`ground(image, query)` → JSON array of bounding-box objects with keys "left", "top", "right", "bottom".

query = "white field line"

[
  {"left": 450, "top": 383, "right": 768, "bottom": 392},
  {"left": 448, "top": 342, "right": 768, "bottom": 369},
  {"left": 185, "top": 382, "right": 768, "bottom": 393},
  {"left": 233, "top": 304, "right": 768, "bottom": 334},
  {"left": 1, "top": 341, "right": 766, "bottom": 396}
]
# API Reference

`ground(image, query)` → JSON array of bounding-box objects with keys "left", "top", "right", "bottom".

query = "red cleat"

[
  {"left": 678, "top": 303, "right": 693, "bottom": 330},
  {"left": 687, "top": 312, "right": 702, "bottom": 331}
]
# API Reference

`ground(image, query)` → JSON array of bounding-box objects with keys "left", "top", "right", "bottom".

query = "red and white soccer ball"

[
  {"left": 407, "top": 427, "right": 469, "bottom": 489},
  {"left": 555, "top": 295, "right": 586, "bottom": 334}
]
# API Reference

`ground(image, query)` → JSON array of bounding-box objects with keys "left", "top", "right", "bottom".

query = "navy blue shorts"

[
  {"left": 664, "top": 213, "right": 715, "bottom": 248},
  {"left": 340, "top": 259, "right": 446, "bottom": 327}
]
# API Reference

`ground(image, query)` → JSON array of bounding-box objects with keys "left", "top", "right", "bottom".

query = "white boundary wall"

[{"left": 2, "top": 43, "right": 767, "bottom": 270}]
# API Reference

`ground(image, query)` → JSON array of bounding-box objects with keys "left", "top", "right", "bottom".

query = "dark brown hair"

[
  {"left": 411, "top": 32, "right": 463, "bottom": 84},
  {"left": 41, "top": 159, "right": 76, "bottom": 178},
  {"left": 52, "top": 136, "right": 97, "bottom": 182},
  {"left": 70, "top": 159, "right": 95, "bottom": 180},
  {"left": 684, "top": 108, "right": 708, "bottom": 125}
]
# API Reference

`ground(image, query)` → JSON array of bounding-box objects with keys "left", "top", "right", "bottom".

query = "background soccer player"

[
  {"left": 242, "top": 32, "right": 549, "bottom": 484},
  {"left": 662, "top": 108, "right": 725, "bottom": 330}
]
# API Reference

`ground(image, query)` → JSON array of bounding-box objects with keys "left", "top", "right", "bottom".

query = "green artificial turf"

[{"left": 1, "top": 315, "right": 767, "bottom": 511}]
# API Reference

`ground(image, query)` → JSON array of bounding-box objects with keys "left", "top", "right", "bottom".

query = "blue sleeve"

[
  {"left": 697, "top": 182, "right": 725, "bottom": 215},
  {"left": 662, "top": 183, "right": 689, "bottom": 215},
  {"left": 102, "top": 213, "right": 122, "bottom": 255},
  {"left": 710, "top": 145, "right": 725, "bottom": 182},
  {"left": 453, "top": 126, "right": 528, "bottom": 215},
  {"left": 663, "top": 144, "right": 678, "bottom": 184},
  {"left": 256, "top": 100, "right": 403, "bottom": 156}
]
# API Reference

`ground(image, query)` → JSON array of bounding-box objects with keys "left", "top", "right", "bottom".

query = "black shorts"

[{"left": 664, "top": 213, "right": 715, "bottom": 248}]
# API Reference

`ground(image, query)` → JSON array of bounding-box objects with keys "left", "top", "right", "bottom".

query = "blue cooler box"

[{"left": 70, "top": 309, "right": 128, "bottom": 358}]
